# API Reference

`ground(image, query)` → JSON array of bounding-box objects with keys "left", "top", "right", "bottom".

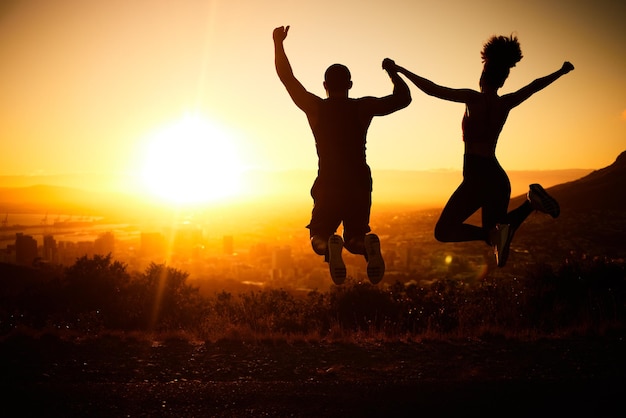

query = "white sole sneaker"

[
  {"left": 491, "top": 224, "right": 513, "bottom": 268},
  {"left": 364, "top": 234, "right": 385, "bottom": 284},
  {"left": 328, "top": 235, "right": 346, "bottom": 285}
]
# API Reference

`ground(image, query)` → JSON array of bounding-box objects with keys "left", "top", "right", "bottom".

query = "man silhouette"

[{"left": 273, "top": 25, "right": 411, "bottom": 284}]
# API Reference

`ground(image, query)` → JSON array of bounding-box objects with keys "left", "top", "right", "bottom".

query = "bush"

[{"left": 1, "top": 255, "right": 624, "bottom": 339}]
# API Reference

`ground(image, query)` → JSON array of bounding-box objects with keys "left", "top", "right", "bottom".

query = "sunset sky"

[{"left": 0, "top": 0, "right": 624, "bottom": 197}]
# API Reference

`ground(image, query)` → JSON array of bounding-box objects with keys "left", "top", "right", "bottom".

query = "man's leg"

[
  {"left": 309, "top": 227, "right": 346, "bottom": 285},
  {"left": 343, "top": 186, "right": 385, "bottom": 284},
  {"left": 364, "top": 234, "right": 385, "bottom": 284},
  {"left": 342, "top": 185, "right": 370, "bottom": 258},
  {"left": 307, "top": 183, "right": 345, "bottom": 283},
  {"left": 327, "top": 234, "right": 346, "bottom": 285},
  {"left": 310, "top": 234, "right": 330, "bottom": 258},
  {"left": 307, "top": 182, "right": 341, "bottom": 260}
]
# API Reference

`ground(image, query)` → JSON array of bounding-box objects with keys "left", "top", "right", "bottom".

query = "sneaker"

[
  {"left": 310, "top": 235, "right": 328, "bottom": 257},
  {"left": 328, "top": 234, "right": 346, "bottom": 285},
  {"left": 364, "top": 234, "right": 385, "bottom": 284},
  {"left": 489, "top": 224, "right": 513, "bottom": 268},
  {"left": 528, "top": 184, "right": 560, "bottom": 218}
]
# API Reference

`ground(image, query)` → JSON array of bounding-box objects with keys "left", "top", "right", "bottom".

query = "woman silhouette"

[{"left": 387, "top": 35, "right": 574, "bottom": 267}]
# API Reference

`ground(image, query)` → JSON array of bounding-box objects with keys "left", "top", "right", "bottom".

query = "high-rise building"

[
  {"left": 271, "top": 246, "right": 293, "bottom": 279},
  {"left": 43, "top": 235, "right": 57, "bottom": 263},
  {"left": 15, "top": 233, "right": 38, "bottom": 266},
  {"left": 94, "top": 231, "right": 115, "bottom": 255}
]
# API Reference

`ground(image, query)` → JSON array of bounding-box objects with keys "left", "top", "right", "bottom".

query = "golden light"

[{"left": 139, "top": 115, "right": 243, "bottom": 205}]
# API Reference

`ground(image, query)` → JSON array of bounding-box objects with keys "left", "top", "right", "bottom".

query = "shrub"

[{"left": 1, "top": 255, "right": 624, "bottom": 340}]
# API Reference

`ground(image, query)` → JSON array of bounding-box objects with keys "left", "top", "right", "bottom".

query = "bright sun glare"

[{"left": 140, "top": 115, "right": 243, "bottom": 205}]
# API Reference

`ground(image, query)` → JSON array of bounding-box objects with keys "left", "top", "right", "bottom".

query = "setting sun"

[{"left": 139, "top": 115, "right": 243, "bottom": 204}]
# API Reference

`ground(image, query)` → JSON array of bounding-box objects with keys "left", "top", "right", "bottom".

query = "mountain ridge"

[
  {"left": 510, "top": 150, "right": 626, "bottom": 213},
  {"left": 1, "top": 152, "right": 623, "bottom": 215}
]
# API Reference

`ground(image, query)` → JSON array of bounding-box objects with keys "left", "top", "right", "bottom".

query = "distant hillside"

[
  {"left": 372, "top": 168, "right": 593, "bottom": 206},
  {"left": 240, "top": 168, "right": 592, "bottom": 207},
  {"left": 0, "top": 185, "right": 104, "bottom": 215},
  {"left": 510, "top": 151, "right": 626, "bottom": 213},
  {"left": 0, "top": 167, "right": 595, "bottom": 215},
  {"left": 0, "top": 173, "right": 129, "bottom": 192},
  {"left": 507, "top": 151, "right": 626, "bottom": 260},
  {"left": 0, "top": 184, "right": 144, "bottom": 217}
]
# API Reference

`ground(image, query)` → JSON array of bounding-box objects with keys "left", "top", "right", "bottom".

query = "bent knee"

[{"left": 310, "top": 235, "right": 329, "bottom": 256}]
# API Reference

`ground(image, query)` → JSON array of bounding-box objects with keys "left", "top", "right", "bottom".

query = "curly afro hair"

[
  {"left": 481, "top": 35, "right": 523, "bottom": 69},
  {"left": 480, "top": 35, "right": 523, "bottom": 88}
]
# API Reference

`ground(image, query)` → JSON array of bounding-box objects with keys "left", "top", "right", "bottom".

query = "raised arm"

[
  {"left": 359, "top": 59, "right": 412, "bottom": 117},
  {"left": 273, "top": 26, "right": 319, "bottom": 113},
  {"left": 503, "top": 62, "right": 575, "bottom": 109},
  {"left": 381, "top": 59, "right": 412, "bottom": 113},
  {"left": 386, "top": 59, "right": 477, "bottom": 103}
]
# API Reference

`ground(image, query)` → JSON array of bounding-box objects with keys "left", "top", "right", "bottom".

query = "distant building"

[
  {"left": 76, "top": 241, "right": 94, "bottom": 258},
  {"left": 56, "top": 240, "right": 95, "bottom": 266},
  {"left": 0, "top": 244, "right": 15, "bottom": 264},
  {"left": 94, "top": 231, "right": 115, "bottom": 255},
  {"left": 249, "top": 242, "right": 270, "bottom": 260},
  {"left": 271, "top": 246, "right": 293, "bottom": 280},
  {"left": 399, "top": 245, "right": 413, "bottom": 271},
  {"left": 43, "top": 235, "right": 57, "bottom": 263},
  {"left": 167, "top": 226, "right": 202, "bottom": 251},
  {"left": 15, "top": 233, "right": 37, "bottom": 266}
]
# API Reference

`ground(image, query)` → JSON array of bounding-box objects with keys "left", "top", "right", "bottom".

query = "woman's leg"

[
  {"left": 506, "top": 200, "right": 534, "bottom": 229},
  {"left": 481, "top": 160, "right": 511, "bottom": 232},
  {"left": 435, "top": 179, "right": 486, "bottom": 243}
]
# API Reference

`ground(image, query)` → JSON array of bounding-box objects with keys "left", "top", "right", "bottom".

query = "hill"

[
  {"left": 506, "top": 151, "right": 626, "bottom": 261},
  {"left": 0, "top": 166, "right": 593, "bottom": 216},
  {"left": 510, "top": 150, "right": 626, "bottom": 213},
  {"left": 548, "top": 150, "right": 626, "bottom": 212},
  {"left": 0, "top": 184, "right": 148, "bottom": 219},
  {"left": 0, "top": 184, "right": 105, "bottom": 215}
]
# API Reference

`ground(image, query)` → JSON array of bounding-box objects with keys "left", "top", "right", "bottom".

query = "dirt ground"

[{"left": 1, "top": 333, "right": 625, "bottom": 417}]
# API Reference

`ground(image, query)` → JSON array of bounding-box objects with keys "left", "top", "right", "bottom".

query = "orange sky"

[{"left": 0, "top": 0, "right": 624, "bottom": 191}]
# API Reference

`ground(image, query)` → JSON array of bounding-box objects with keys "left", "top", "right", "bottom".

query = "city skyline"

[{"left": 3, "top": 147, "right": 622, "bottom": 274}]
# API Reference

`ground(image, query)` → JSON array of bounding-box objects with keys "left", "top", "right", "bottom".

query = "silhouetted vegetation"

[{"left": 1, "top": 253, "right": 624, "bottom": 340}]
